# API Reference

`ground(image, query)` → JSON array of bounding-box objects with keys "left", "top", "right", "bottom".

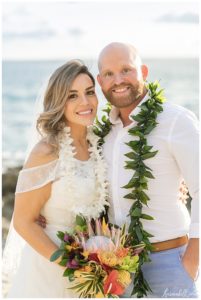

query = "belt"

[{"left": 151, "top": 235, "right": 188, "bottom": 252}]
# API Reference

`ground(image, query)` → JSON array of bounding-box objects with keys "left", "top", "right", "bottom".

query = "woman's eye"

[
  {"left": 87, "top": 90, "right": 95, "bottom": 95},
  {"left": 68, "top": 94, "right": 77, "bottom": 100}
]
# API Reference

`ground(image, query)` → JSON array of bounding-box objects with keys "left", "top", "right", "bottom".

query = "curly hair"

[{"left": 36, "top": 59, "right": 95, "bottom": 151}]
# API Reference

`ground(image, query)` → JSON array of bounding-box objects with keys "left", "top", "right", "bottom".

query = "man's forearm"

[{"left": 182, "top": 238, "right": 199, "bottom": 280}]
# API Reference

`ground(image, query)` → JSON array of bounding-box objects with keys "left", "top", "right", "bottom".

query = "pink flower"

[{"left": 66, "top": 259, "right": 79, "bottom": 269}]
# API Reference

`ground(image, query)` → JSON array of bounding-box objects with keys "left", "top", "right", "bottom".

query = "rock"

[{"left": 2, "top": 166, "right": 22, "bottom": 248}]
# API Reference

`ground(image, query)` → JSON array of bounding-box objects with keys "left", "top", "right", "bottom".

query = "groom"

[{"left": 96, "top": 42, "right": 199, "bottom": 298}]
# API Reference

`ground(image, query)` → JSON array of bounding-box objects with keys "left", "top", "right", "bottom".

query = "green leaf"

[
  {"left": 124, "top": 152, "right": 138, "bottom": 160},
  {"left": 122, "top": 177, "right": 138, "bottom": 189},
  {"left": 144, "top": 124, "right": 156, "bottom": 135},
  {"left": 75, "top": 215, "right": 86, "bottom": 227},
  {"left": 101, "top": 115, "right": 107, "bottom": 122},
  {"left": 50, "top": 249, "right": 65, "bottom": 262},
  {"left": 139, "top": 103, "right": 149, "bottom": 112},
  {"left": 124, "top": 161, "right": 138, "bottom": 170},
  {"left": 124, "top": 192, "right": 137, "bottom": 200},
  {"left": 135, "top": 226, "right": 143, "bottom": 241},
  {"left": 126, "top": 140, "right": 141, "bottom": 151},
  {"left": 144, "top": 170, "right": 155, "bottom": 179},
  {"left": 155, "top": 103, "right": 164, "bottom": 112},
  {"left": 131, "top": 114, "right": 145, "bottom": 122},
  {"left": 142, "top": 145, "right": 153, "bottom": 152},
  {"left": 141, "top": 150, "right": 158, "bottom": 160},
  {"left": 56, "top": 231, "right": 65, "bottom": 241},
  {"left": 63, "top": 268, "right": 75, "bottom": 277},
  {"left": 139, "top": 177, "right": 148, "bottom": 184},
  {"left": 140, "top": 214, "right": 154, "bottom": 220},
  {"left": 59, "top": 258, "right": 68, "bottom": 266},
  {"left": 130, "top": 130, "right": 144, "bottom": 138},
  {"left": 143, "top": 229, "right": 154, "bottom": 238},
  {"left": 93, "top": 126, "right": 101, "bottom": 136},
  {"left": 131, "top": 207, "right": 142, "bottom": 217},
  {"left": 138, "top": 191, "right": 150, "bottom": 205}
]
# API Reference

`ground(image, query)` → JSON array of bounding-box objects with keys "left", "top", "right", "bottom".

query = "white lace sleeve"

[{"left": 15, "top": 159, "right": 60, "bottom": 193}]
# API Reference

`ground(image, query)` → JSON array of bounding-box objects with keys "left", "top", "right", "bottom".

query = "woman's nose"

[{"left": 80, "top": 95, "right": 89, "bottom": 104}]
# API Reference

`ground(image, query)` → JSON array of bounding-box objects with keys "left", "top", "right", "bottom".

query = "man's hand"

[
  {"left": 36, "top": 214, "right": 47, "bottom": 228},
  {"left": 181, "top": 238, "right": 199, "bottom": 280}
]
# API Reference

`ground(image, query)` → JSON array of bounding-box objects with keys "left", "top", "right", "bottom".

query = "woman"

[{"left": 4, "top": 60, "right": 109, "bottom": 297}]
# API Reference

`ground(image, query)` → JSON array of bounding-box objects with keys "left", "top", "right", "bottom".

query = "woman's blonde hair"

[{"left": 37, "top": 59, "right": 95, "bottom": 150}]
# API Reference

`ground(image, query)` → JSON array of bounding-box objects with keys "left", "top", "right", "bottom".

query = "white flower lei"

[{"left": 57, "top": 126, "right": 109, "bottom": 220}]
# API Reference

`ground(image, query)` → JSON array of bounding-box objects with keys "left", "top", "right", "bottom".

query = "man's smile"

[{"left": 112, "top": 86, "right": 130, "bottom": 95}]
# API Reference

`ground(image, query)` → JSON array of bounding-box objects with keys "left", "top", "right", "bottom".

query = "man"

[{"left": 97, "top": 42, "right": 199, "bottom": 297}]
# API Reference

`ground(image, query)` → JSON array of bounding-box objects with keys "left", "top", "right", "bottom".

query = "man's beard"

[{"left": 102, "top": 82, "right": 144, "bottom": 108}]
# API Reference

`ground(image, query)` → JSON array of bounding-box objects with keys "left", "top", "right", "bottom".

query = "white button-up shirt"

[{"left": 103, "top": 95, "right": 199, "bottom": 242}]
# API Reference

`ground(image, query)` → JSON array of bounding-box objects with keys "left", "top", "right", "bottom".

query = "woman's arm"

[{"left": 13, "top": 141, "right": 61, "bottom": 264}]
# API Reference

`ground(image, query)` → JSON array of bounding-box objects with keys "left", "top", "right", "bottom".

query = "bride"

[{"left": 4, "top": 60, "right": 109, "bottom": 297}]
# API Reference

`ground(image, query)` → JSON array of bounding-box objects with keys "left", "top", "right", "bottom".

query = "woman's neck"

[
  {"left": 67, "top": 123, "right": 87, "bottom": 145},
  {"left": 67, "top": 123, "right": 90, "bottom": 160}
]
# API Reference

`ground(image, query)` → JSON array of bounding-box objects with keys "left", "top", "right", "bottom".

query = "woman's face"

[{"left": 64, "top": 73, "right": 98, "bottom": 127}]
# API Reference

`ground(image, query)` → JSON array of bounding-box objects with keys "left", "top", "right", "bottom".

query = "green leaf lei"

[{"left": 93, "top": 81, "right": 166, "bottom": 298}]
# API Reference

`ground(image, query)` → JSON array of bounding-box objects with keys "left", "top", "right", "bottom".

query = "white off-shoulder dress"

[{"left": 4, "top": 127, "right": 108, "bottom": 298}]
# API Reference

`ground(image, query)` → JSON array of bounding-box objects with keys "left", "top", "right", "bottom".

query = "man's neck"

[{"left": 119, "top": 88, "right": 147, "bottom": 127}]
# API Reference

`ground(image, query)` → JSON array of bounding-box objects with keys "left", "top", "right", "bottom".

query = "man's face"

[{"left": 97, "top": 49, "right": 147, "bottom": 108}]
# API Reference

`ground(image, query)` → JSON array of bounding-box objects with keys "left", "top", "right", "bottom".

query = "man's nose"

[{"left": 113, "top": 73, "right": 124, "bottom": 85}]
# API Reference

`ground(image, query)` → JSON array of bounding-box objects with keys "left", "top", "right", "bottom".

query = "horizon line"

[{"left": 3, "top": 56, "right": 199, "bottom": 62}]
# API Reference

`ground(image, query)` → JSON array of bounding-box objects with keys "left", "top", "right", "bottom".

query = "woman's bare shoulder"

[{"left": 24, "top": 140, "right": 58, "bottom": 169}]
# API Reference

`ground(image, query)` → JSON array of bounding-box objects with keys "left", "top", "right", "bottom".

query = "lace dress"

[{"left": 4, "top": 127, "right": 108, "bottom": 298}]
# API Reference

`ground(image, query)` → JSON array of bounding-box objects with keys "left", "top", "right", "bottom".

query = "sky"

[{"left": 2, "top": 0, "right": 199, "bottom": 60}]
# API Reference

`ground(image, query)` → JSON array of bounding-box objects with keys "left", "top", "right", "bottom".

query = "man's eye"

[
  {"left": 68, "top": 94, "right": 77, "bottom": 100},
  {"left": 122, "top": 68, "right": 130, "bottom": 74},
  {"left": 104, "top": 72, "right": 113, "bottom": 77}
]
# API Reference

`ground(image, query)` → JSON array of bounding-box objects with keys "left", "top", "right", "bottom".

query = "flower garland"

[
  {"left": 58, "top": 126, "right": 109, "bottom": 220},
  {"left": 93, "top": 81, "right": 166, "bottom": 297}
]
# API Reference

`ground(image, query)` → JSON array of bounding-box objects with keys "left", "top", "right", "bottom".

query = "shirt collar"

[{"left": 109, "top": 92, "right": 149, "bottom": 125}]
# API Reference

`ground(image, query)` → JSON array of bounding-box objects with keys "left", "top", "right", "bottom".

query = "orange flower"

[
  {"left": 98, "top": 251, "right": 118, "bottom": 267},
  {"left": 115, "top": 247, "right": 129, "bottom": 258},
  {"left": 82, "top": 265, "right": 92, "bottom": 272},
  {"left": 71, "top": 241, "right": 79, "bottom": 248},
  {"left": 103, "top": 270, "right": 125, "bottom": 296}
]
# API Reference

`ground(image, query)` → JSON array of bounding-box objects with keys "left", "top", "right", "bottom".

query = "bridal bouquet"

[{"left": 50, "top": 216, "right": 144, "bottom": 298}]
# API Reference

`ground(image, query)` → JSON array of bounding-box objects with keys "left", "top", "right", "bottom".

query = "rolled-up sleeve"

[{"left": 169, "top": 109, "right": 199, "bottom": 238}]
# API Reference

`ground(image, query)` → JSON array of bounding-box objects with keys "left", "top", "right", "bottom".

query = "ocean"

[{"left": 2, "top": 58, "right": 199, "bottom": 170}]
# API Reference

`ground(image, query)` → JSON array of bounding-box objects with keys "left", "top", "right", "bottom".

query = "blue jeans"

[{"left": 122, "top": 246, "right": 199, "bottom": 298}]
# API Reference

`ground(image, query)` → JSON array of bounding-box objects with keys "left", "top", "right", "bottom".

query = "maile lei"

[{"left": 93, "top": 81, "right": 166, "bottom": 298}]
